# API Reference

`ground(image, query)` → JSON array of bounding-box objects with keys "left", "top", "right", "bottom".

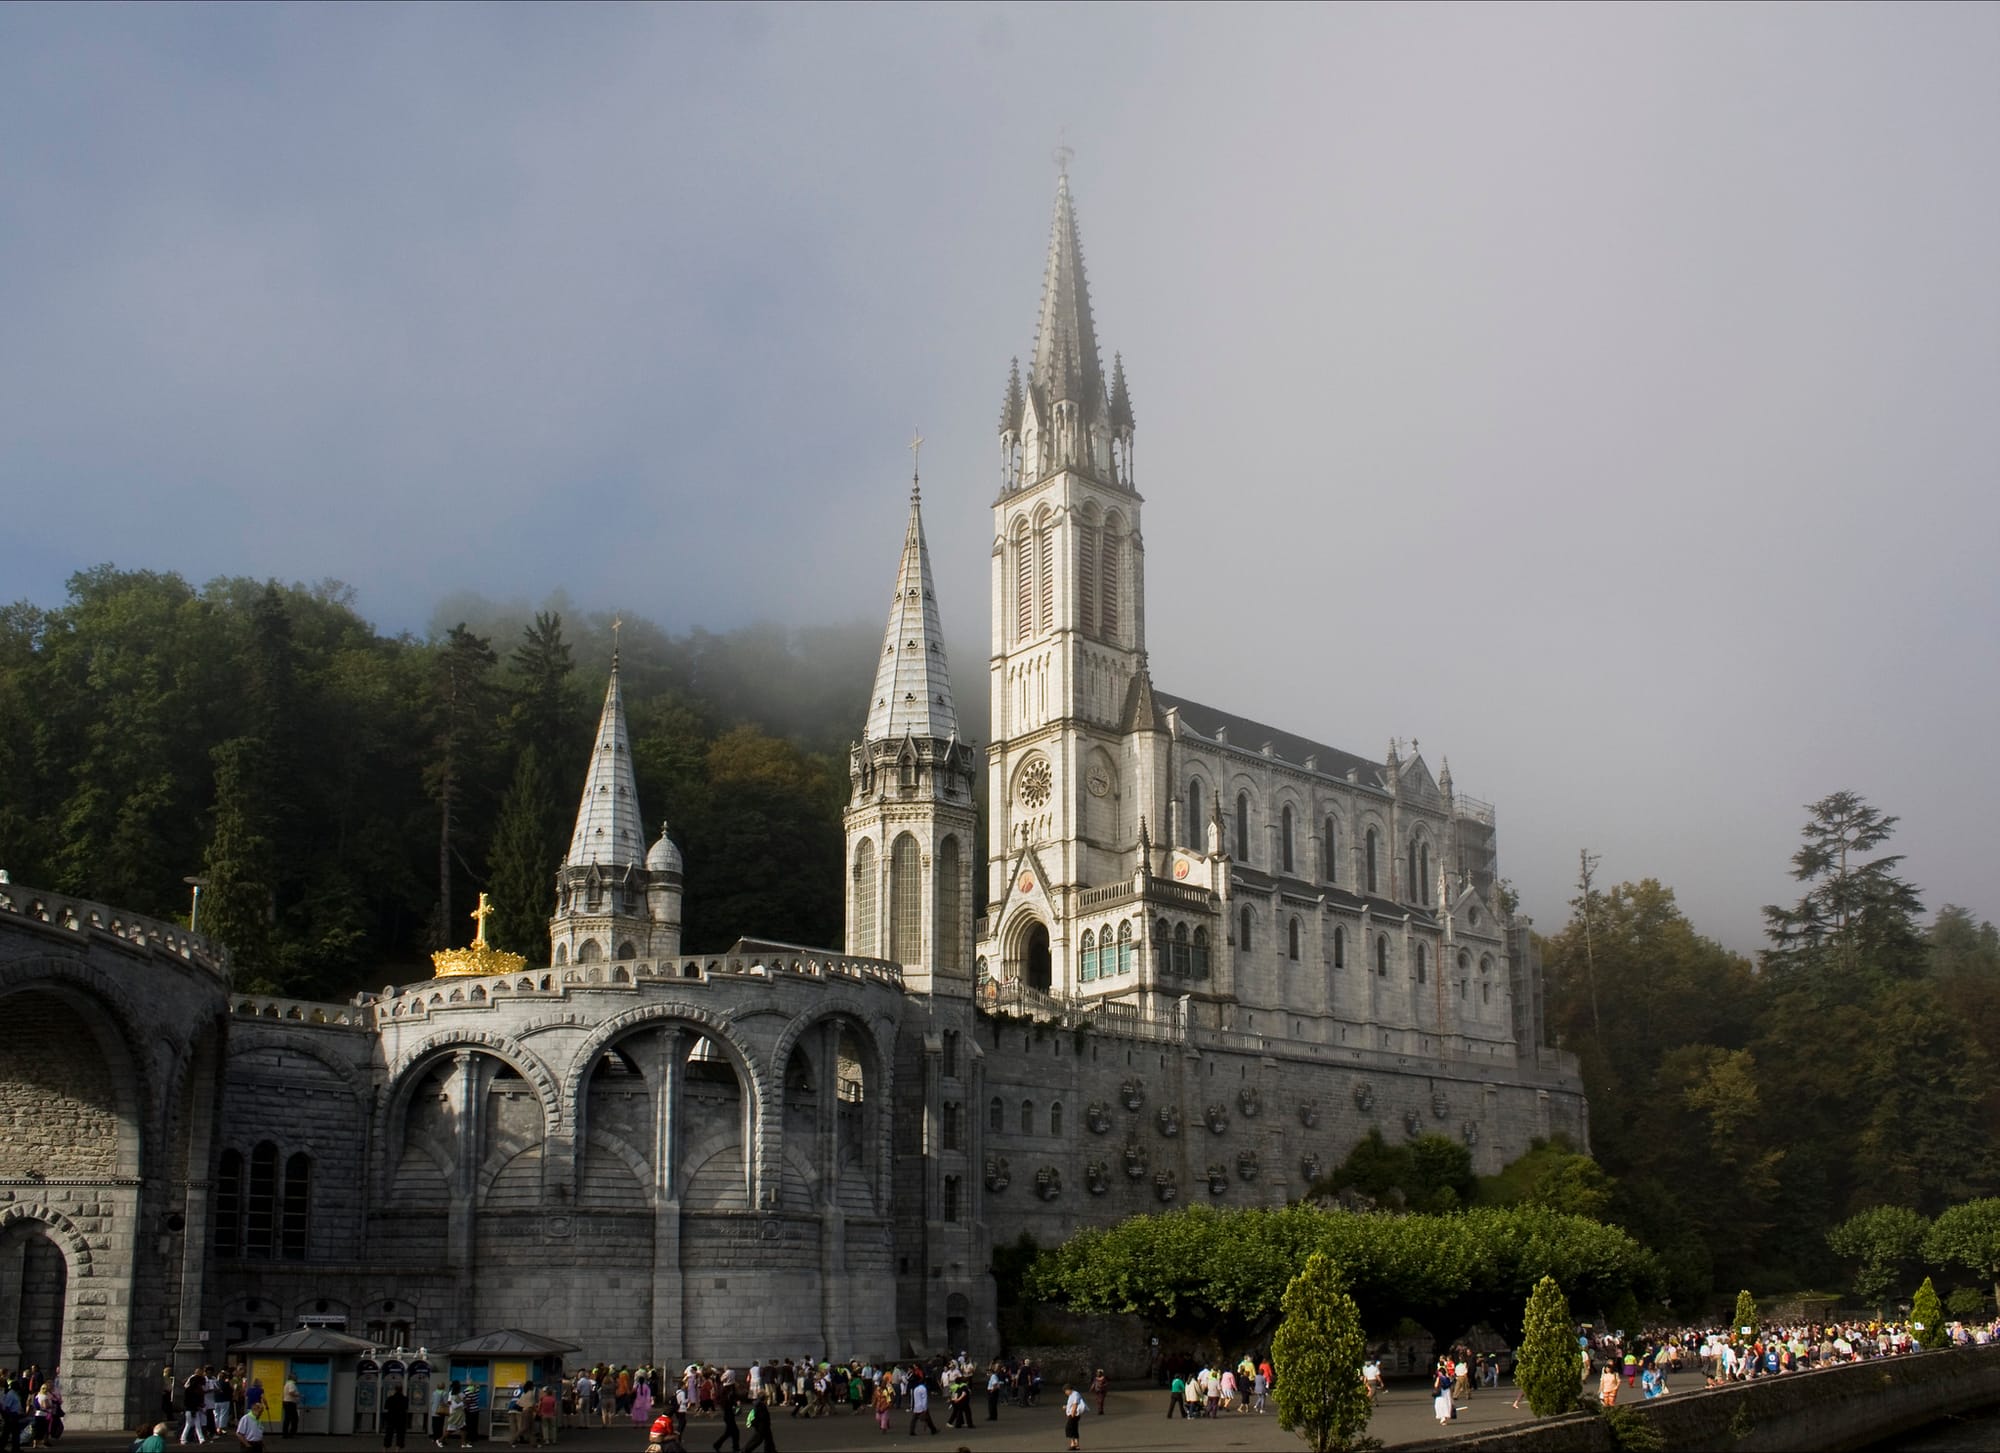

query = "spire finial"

[
  {"left": 611, "top": 614, "right": 623, "bottom": 672},
  {"left": 908, "top": 428, "right": 924, "bottom": 500},
  {"left": 1053, "top": 131, "right": 1073, "bottom": 178}
]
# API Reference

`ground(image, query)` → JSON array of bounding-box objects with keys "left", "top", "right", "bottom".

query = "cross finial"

[
  {"left": 611, "top": 614, "right": 623, "bottom": 672},
  {"left": 470, "top": 891, "right": 495, "bottom": 947},
  {"left": 908, "top": 429, "right": 924, "bottom": 500},
  {"left": 1053, "top": 129, "right": 1073, "bottom": 177}
]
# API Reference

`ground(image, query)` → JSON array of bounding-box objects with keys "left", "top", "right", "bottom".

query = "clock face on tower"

[
  {"left": 1020, "top": 758, "right": 1052, "bottom": 808},
  {"left": 1087, "top": 767, "right": 1110, "bottom": 798}
]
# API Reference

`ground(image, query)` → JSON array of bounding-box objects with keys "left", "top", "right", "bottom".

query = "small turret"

[{"left": 999, "top": 358, "right": 1025, "bottom": 492}]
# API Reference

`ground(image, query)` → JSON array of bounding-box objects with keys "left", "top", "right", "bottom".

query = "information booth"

[
  {"left": 441, "top": 1329, "right": 580, "bottom": 1439},
  {"left": 230, "top": 1328, "right": 379, "bottom": 1435}
]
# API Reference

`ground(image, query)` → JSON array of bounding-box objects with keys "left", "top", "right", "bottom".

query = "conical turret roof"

[
  {"left": 1028, "top": 171, "right": 1105, "bottom": 417},
  {"left": 865, "top": 487, "right": 959, "bottom": 744},
  {"left": 566, "top": 662, "right": 646, "bottom": 867}
]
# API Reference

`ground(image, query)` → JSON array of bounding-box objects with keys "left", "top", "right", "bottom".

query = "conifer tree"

[
  {"left": 486, "top": 744, "right": 560, "bottom": 958},
  {"left": 1732, "top": 1288, "right": 1759, "bottom": 1339},
  {"left": 1270, "top": 1251, "right": 1371, "bottom": 1453},
  {"left": 1910, "top": 1277, "right": 1947, "bottom": 1349},
  {"left": 201, "top": 736, "right": 277, "bottom": 981},
  {"left": 1515, "top": 1275, "right": 1579, "bottom": 1417}
]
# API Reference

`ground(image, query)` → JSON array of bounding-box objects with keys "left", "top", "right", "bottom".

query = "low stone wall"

[{"left": 1390, "top": 1344, "right": 2000, "bottom": 1452}]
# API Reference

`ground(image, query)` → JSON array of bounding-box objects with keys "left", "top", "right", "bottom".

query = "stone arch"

[
  {"left": 1003, "top": 911, "right": 1052, "bottom": 992},
  {"left": 379, "top": 1033, "right": 564, "bottom": 1201},
  {"left": 562, "top": 1002, "right": 768, "bottom": 1116},
  {"left": 0, "top": 959, "right": 151, "bottom": 1180},
  {"left": 770, "top": 1005, "right": 894, "bottom": 1214},
  {"left": 0, "top": 1204, "right": 94, "bottom": 1277}
]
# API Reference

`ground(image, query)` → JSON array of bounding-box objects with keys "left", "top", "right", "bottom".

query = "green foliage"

[
  {"left": 1477, "top": 1136, "right": 1614, "bottom": 1219},
  {"left": 1270, "top": 1252, "right": 1371, "bottom": 1453},
  {"left": 0, "top": 566, "right": 884, "bottom": 993},
  {"left": 1910, "top": 1277, "right": 1947, "bottom": 1349},
  {"left": 1514, "top": 1275, "right": 1579, "bottom": 1417},
  {"left": 1827, "top": 1206, "right": 1930, "bottom": 1311},
  {"left": 1599, "top": 1403, "right": 1665, "bottom": 1453},
  {"left": 1029, "top": 1201, "right": 1660, "bottom": 1351},
  {"left": 1732, "top": 1289, "right": 1759, "bottom": 1339},
  {"left": 1763, "top": 791, "right": 1926, "bottom": 975},
  {"left": 1945, "top": 1286, "right": 1992, "bottom": 1323},
  {"left": 1925, "top": 1199, "right": 2000, "bottom": 1309},
  {"left": 1320, "top": 1129, "right": 1474, "bottom": 1214}
]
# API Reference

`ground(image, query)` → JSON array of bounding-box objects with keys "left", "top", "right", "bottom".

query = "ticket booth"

[
  {"left": 441, "top": 1329, "right": 581, "bottom": 1437},
  {"left": 230, "top": 1328, "right": 378, "bottom": 1435}
]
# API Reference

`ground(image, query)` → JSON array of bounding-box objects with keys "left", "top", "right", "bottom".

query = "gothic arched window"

[
  {"left": 1366, "top": 829, "right": 1379, "bottom": 894},
  {"left": 281, "top": 1153, "right": 311, "bottom": 1260},
  {"left": 1036, "top": 509, "right": 1055, "bottom": 633},
  {"left": 1116, "top": 920, "right": 1134, "bottom": 975},
  {"left": 936, "top": 835, "right": 963, "bottom": 971},
  {"left": 1323, "top": 817, "right": 1337, "bottom": 883},
  {"left": 1021, "top": 1099, "right": 1035, "bottom": 1134},
  {"left": 1173, "top": 922, "right": 1191, "bottom": 977},
  {"left": 213, "top": 1149, "right": 243, "bottom": 1259},
  {"left": 1192, "top": 926, "right": 1210, "bottom": 979},
  {"left": 1376, "top": 935, "right": 1389, "bottom": 977},
  {"left": 1239, "top": 906, "right": 1252, "bottom": 952},
  {"left": 1078, "top": 507, "right": 1099, "bottom": 638},
  {"left": 1050, "top": 1101, "right": 1064, "bottom": 1136},
  {"left": 1281, "top": 804, "right": 1295, "bottom": 873},
  {"left": 1236, "top": 793, "right": 1250, "bottom": 863},
  {"left": 1188, "top": 780, "right": 1204, "bottom": 848},
  {"left": 1013, "top": 520, "right": 1033, "bottom": 643},
  {"left": 1288, "top": 916, "right": 1301, "bottom": 961},
  {"left": 1333, "top": 925, "right": 1346, "bottom": 970},
  {"left": 1101, "top": 512, "right": 1124, "bottom": 641},
  {"left": 852, "top": 838, "right": 878, "bottom": 955},
  {"left": 988, "top": 1096, "right": 1004, "bottom": 1133},
  {"left": 1417, "top": 944, "right": 1428, "bottom": 983},
  {"left": 1079, "top": 929, "right": 1097, "bottom": 982},
  {"left": 889, "top": 833, "right": 922, "bottom": 964},
  {"left": 245, "top": 1141, "right": 278, "bottom": 1259}
]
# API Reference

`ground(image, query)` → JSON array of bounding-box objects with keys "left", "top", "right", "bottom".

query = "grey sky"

[{"left": 4, "top": 3, "right": 1996, "bottom": 952}]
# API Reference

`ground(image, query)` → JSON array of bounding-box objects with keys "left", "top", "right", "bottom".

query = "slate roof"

[
  {"left": 228, "top": 1328, "right": 378, "bottom": 1355},
  {"left": 864, "top": 488, "right": 959, "bottom": 744},
  {"left": 566, "top": 665, "right": 647, "bottom": 868},
  {"left": 1155, "top": 691, "right": 1386, "bottom": 787},
  {"left": 440, "top": 1329, "right": 582, "bottom": 1358}
]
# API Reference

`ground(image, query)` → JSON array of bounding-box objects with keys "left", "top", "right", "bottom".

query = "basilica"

[{"left": 0, "top": 171, "right": 1584, "bottom": 1430}]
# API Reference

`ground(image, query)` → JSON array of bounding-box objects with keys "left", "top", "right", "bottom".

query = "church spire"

[
  {"left": 565, "top": 660, "right": 646, "bottom": 868},
  {"left": 1028, "top": 170, "right": 1106, "bottom": 421},
  {"left": 864, "top": 471, "right": 959, "bottom": 745}
]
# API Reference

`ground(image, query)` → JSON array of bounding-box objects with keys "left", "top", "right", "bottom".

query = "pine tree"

[
  {"left": 1732, "top": 1288, "right": 1759, "bottom": 1339},
  {"left": 1270, "top": 1251, "right": 1371, "bottom": 1453},
  {"left": 424, "top": 625, "right": 498, "bottom": 948},
  {"left": 1763, "top": 791, "right": 1924, "bottom": 975},
  {"left": 487, "top": 744, "right": 560, "bottom": 958},
  {"left": 201, "top": 736, "right": 277, "bottom": 982},
  {"left": 1910, "top": 1276, "right": 1947, "bottom": 1349},
  {"left": 1515, "top": 1275, "right": 1579, "bottom": 1417}
]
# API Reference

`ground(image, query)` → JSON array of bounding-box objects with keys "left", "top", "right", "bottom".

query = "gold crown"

[{"left": 432, "top": 891, "right": 529, "bottom": 978}]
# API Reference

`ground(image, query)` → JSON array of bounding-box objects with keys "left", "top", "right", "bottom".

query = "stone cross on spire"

[{"left": 909, "top": 428, "right": 924, "bottom": 498}]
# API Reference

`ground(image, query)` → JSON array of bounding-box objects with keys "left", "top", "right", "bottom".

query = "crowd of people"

[
  {"left": 0, "top": 1366, "right": 63, "bottom": 1451},
  {"left": 1161, "top": 1356, "right": 1273, "bottom": 1418}
]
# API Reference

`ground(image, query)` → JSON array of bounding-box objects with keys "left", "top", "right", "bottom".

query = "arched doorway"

[
  {"left": 945, "top": 1292, "right": 970, "bottom": 1358},
  {"left": 1025, "top": 924, "right": 1052, "bottom": 992},
  {"left": 0, "top": 1223, "right": 68, "bottom": 1371}
]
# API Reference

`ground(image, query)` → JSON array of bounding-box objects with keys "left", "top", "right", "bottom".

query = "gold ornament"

[{"left": 431, "top": 892, "right": 528, "bottom": 979}]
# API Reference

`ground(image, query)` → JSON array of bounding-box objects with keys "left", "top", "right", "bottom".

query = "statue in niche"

[
  {"left": 1206, "top": 1163, "right": 1230, "bottom": 1196},
  {"left": 1123, "top": 1142, "right": 1149, "bottom": 1179},
  {"left": 1035, "top": 1166, "right": 1062, "bottom": 1201},
  {"left": 1121, "top": 1078, "right": 1145, "bottom": 1111},
  {"left": 1205, "top": 1103, "right": 1230, "bottom": 1134},
  {"left": 1298, "top": 1097, "right": 1320, "bottom": 1128},
  {"left": 1085, "top": 1101, "right": 1112, "bottom": 1134},
  {"left": 1155, "top": 1170, "right": 1178, "bottom": 1203},
  {"left": 1300, "top": 1151, "right": 1322, "bottom": 1182},
  {"left": 1085, "top": 1161, "right": 1110, "bottom": 1195},
  {"left": 1238, "top": 1086, "right": 1262, "bottom": 1117},
  {"left": 1237, "top": 1149, "right": 1259, "bottom": 1182},
  {"left": 1352, "top": 1080, "right": 1375, "bottom": 1111},
  {"left": 1156, "top": 1105, "right": 1181, "bottom": 1138},
  {"left": 984, "top": 1155, "right": 1011, "bottom": 1192}
]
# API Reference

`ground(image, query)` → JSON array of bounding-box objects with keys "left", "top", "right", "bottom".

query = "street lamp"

[{"left": 185, "top": 875, "right": 209, "bottom": 934}]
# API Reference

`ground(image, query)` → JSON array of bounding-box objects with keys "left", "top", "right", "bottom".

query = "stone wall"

[{"left": 1392, "top": 1344, "right": 2000, "bottom": 1453}]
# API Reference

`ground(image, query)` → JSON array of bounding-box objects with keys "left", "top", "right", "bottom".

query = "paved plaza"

[{"left": 67, "top": 1385, "right": 1548, "bottom": 1453}]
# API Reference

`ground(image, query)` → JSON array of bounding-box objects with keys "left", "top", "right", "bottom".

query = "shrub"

[{"left": 1516, "top": 1275, "right": 1580, "bottom": 1417}]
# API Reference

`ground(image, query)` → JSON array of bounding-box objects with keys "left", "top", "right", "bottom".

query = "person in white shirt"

[
  {"left": 907, "top": 1377, "right": 935, "bottom": 1436},
  {"left": 234, "top": 1410, "right": 265, "bottom": 1452},
  {"left": 1062, "top": 1383, "right": 1086, "bottom": 1451}
]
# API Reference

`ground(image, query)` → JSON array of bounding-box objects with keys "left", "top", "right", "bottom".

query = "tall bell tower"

[{"left": 980, "top": 162, "right": 1166, "bottom": 994}]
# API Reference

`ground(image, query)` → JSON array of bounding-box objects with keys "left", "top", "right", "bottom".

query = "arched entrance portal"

[
  {"left": 0, "top": 1223, "right": 68, "bottom": 1371},
  {"left": 1025, "top": 924, "right": 1052, "bottom": 993}
]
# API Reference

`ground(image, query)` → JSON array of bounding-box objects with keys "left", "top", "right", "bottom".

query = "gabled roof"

[
  {"left": 441, "top": 1329, "right": 582, "bottom": 1358},
  {"left": 863, "top": 488, "right": 959, "bottom": 744},
  {"left": 565, "top": 664, "right": 647, "bottom": 868},
  {"left": 1156, "top": 691, "right": 1385, "bottom": 787}
]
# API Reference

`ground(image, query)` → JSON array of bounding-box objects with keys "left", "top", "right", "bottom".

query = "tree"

[
  {"left": 1827, "top": 1206, "right": 1930, "bottom": 1313},
  {"left": 485, "top": 744, "right": 562, "bottom": 958},
  {"left": 200, "top": 736, "right": 277, "bottom": 979},
  {"left": 423, "top": 624, "right": 498, "bottom": 948},
  {"left": 1514, "top": 1276, "right": 1579, "bottom": 1417},
  {"left": 1925, "top": 1199, "right": 2000, "bottom": 1311},
  {"left": 1910, "top": 1277, "right": 1947, "bottom": 1349},
  {"left": 1270, "top": 1252, "right": 1371, "bottom": 1453},
  {"left": 1732, "top": 1289, "right": 1759, "bottom": 1339},
  {"left": 1763, "top": 791, "right": 1924, "bottom": 975}
]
